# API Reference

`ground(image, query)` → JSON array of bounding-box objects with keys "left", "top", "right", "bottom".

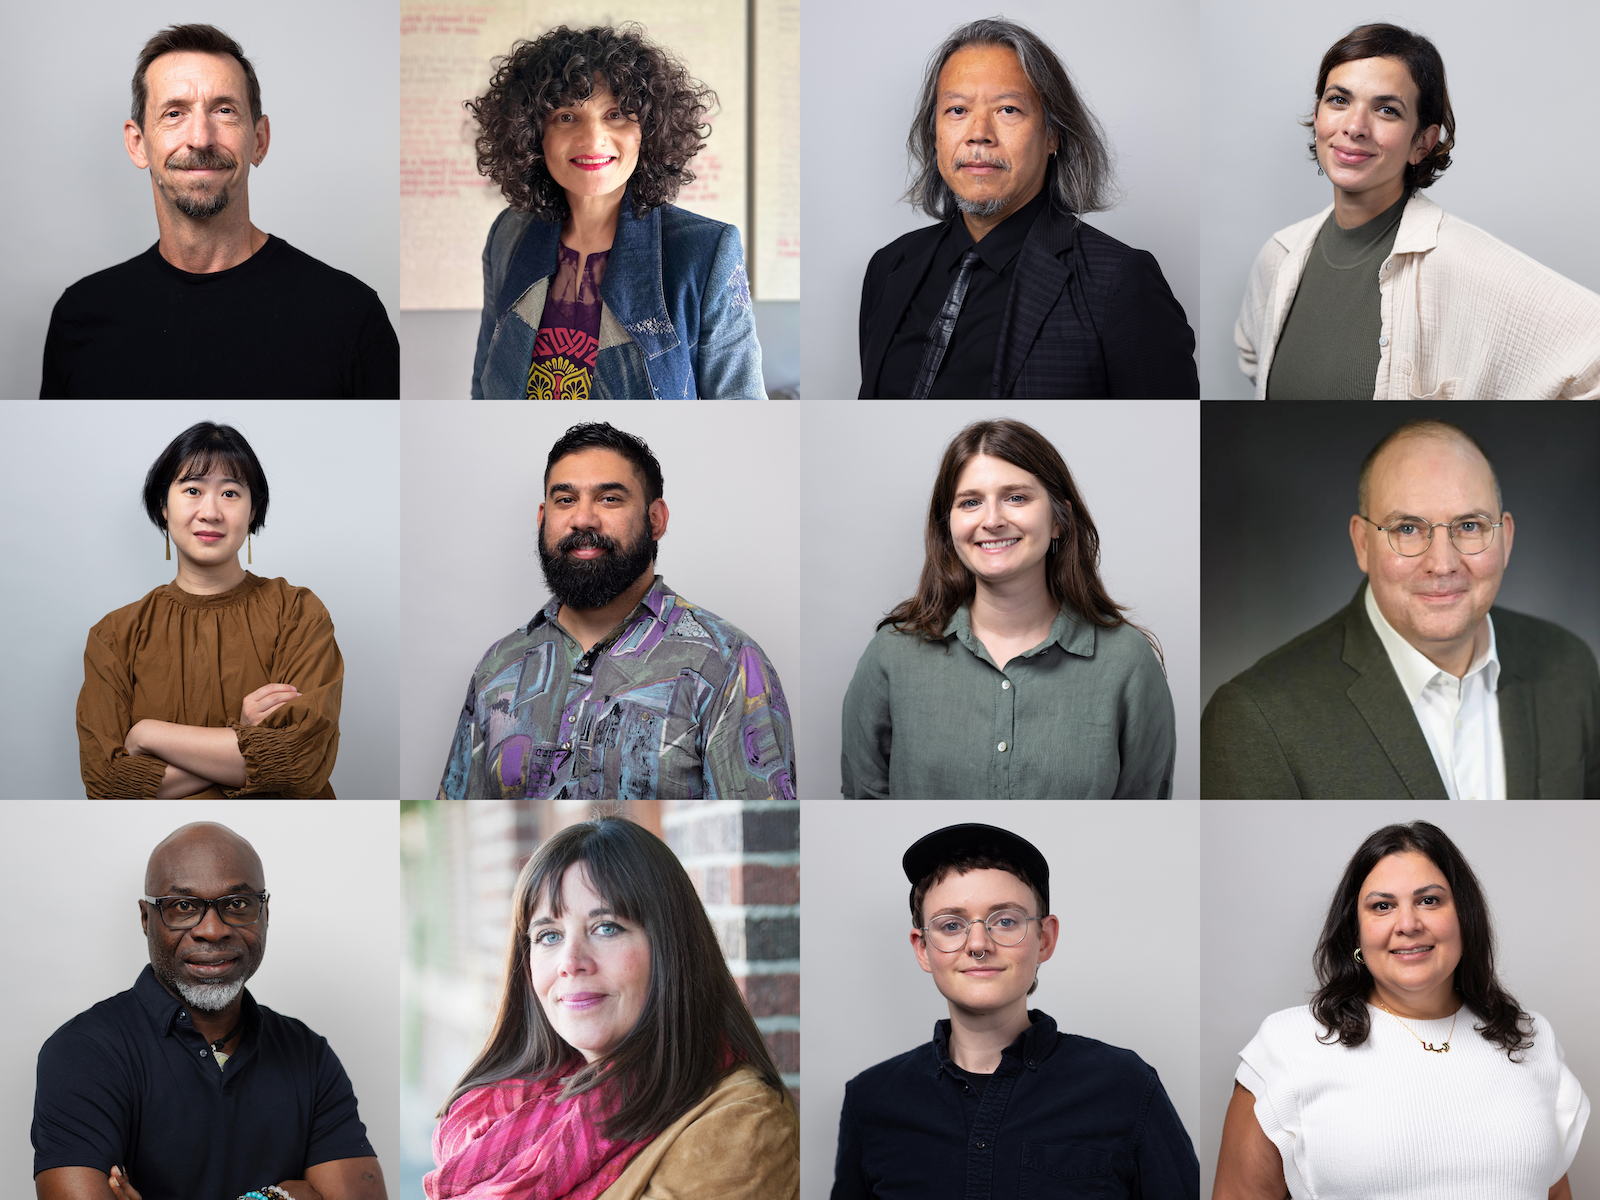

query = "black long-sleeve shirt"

[{"left": 832, "top": 1011, "right": 1198, "bottom": 1200}]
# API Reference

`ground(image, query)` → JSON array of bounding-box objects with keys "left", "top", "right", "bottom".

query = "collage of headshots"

[{"left": 3, "top": 0, "right": 1600, "bottom": 1198}]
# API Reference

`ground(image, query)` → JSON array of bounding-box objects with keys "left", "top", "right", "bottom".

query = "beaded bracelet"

[{"left": 239, "top": 1188, "right": 292, "bottom": 1200}]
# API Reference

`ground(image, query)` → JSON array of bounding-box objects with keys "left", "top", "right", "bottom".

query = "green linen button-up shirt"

[{"left": 840, "top": 605, "right": 1174, "bottom": 799}]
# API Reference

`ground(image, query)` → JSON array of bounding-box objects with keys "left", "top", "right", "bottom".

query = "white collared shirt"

[{"left": 1364, "top": 584, "right": 1505, "bottom": 801}]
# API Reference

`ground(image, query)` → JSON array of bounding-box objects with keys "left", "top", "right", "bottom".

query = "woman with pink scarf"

[{"left": 424, "top": 817, "right": 797, "bottom": 1199}]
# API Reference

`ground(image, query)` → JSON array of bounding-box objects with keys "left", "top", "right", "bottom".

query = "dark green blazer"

[{"left": 1201, "top": 584, "right": 1600, "bottom": 798}]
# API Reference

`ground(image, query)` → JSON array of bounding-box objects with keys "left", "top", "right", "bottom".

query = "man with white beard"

[{"left": 31, "top": 823, "right": 385, "bottom": 1200}]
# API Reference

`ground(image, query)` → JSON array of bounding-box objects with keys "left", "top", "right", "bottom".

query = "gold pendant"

[{"left": 1422, "top": 1042, "right": 1449, "bottom": 1053}]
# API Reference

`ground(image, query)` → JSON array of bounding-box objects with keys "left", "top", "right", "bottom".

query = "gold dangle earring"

[
  {"left": 165, "top": 529, "right": 171, "bottom": 561},
  {"left": 248, "top": 533, "right": 252, "bottom": 565}
]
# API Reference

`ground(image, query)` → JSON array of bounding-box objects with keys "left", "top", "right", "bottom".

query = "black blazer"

[
  {"left": 857, "top": 203, "right": 1198, "bottom": 398},
  {"left": 1201, "top": 584, "right": 1600, "bottom": 799}
]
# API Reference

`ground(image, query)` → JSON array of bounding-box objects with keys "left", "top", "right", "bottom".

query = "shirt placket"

[
  {"left": 961, "top": 1066, "right": 1019, "bottom": 1200},
  {"left": 993, "top": 668, "right": 1017, "bottom": 798}
]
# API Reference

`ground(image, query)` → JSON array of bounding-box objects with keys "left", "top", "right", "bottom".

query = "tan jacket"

[
  {"left": 599, "top": 1067, "right": 798, "bottom": 1200},
  {"left": 1235, "top": 192, "right": 1600, "bottom": 399}
]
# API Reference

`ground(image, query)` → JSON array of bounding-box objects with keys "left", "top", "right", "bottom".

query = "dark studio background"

[{"left": 1201, "top": 402, "right": 1600, "bottom": 708}]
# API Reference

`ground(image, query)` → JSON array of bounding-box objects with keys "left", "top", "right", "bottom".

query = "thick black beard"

[{"left": 537, "top": 515, "right": 657, "bottom": 610}]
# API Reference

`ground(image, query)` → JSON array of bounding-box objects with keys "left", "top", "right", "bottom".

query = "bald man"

[
  {"left": 32, "top": 823, "right": 385, "bottom": 1200},
  {"left": 1202, "top": 419, "right": 1600, "bottom": 799}
]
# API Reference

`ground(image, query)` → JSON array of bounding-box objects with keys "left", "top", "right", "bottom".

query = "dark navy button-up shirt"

[
  {"left": 32, "top": 965, "right": 374, "bottom": 1200},
  {"left": 831, "top": 1010, "right": 1198, "bottom": 1200}
]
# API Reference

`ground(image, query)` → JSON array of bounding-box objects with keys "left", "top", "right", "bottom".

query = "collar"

[
  {"left": 940, "top": 187, "right": 1050, "bottom": 276},
  {"left": 132, "top": 962, "right": 259, "bottom": 1040},
  {"left": 1276, "top": 191, "right": 1443, "bottom": 257},
  {"left": 526, "top": 575, "right": 674, "bottom": 636},
  {"left": 1363, "top": 580, "right": 1500, "bottom": 701},
  {"left": 930, "top": 1009, "right": 1058, "bottom": 1078},
  {"left": 943, "top": 603, "right": 1095, "bottom": 663}
]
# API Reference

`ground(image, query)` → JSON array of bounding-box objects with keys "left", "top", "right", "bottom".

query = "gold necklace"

[{"left": 1375, "top": 999, "right": 1458, "bottom": 1053}]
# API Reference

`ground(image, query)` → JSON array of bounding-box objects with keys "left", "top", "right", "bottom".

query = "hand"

[
  {"left": 273, "top": 1182, "right": 325, "bottom": 1200},
  {"left": 241, "top": 683, "right": 301, "bottom": 727},
  {"left": 108, "top": 1166, "right": 142, "bottom": 1200}
]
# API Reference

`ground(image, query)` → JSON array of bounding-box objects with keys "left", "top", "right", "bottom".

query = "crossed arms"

[{"left": 36, "top": 1157, "right": 386, "bottom": 1200}]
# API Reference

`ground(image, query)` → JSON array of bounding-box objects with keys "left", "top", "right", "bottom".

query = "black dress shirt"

[
  {"left": 876, "top": 189, "right": 1049, "bottom": 399},
  {"left": 831, "top": 1011, "right": 1198, "bottom": 1200},
  {"left": 32, "top": 965, "right": 374, "bottom": 1200}
]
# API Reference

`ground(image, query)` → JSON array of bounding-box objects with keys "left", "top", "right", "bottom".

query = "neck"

[
  {"left": 1331, "top": 177, "right": 1405, "bottom": 230},
  {"left": 173, "top": 553, "right": 248, "bottom": 596},
  {"left": 959, "top": 177, "right": 1043, "bottom": 243},
  {"left": 1370, "top": 980, "right": 1459, "bottom": 1022},
  {"left": 152, "top": 185, "right": 266, "bottom": 274},
  {"left": 946, "top": 997, "right": 1032, "bottom": 1074},
  {"left": 563, "top": 187, "right": 626, "bottom": 255},
  {"left": 968, "top": 568, "right": 1059, "bottom": 642},
  {"left": 557, "top": 569, "right": 656, "bottom": 653}
]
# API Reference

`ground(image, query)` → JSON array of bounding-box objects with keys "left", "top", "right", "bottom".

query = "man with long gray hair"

[
  {"left": 31, "top": 822, "right": 385, "bottom": 1200},
  {"left": 858, "top": 18, "right": 1196, "bottom": 398}
]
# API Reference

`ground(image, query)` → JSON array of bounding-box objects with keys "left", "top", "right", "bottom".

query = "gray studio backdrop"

[
  {"left": 1198, "top": 0, "right": 1600, "bottom": 399},
  {"left": 0, "top": 400, "right": 401, "bottom": 799},
  {"left": 0, "top": 801, "right": 400, "bottom": 1195},
  {"left": 801, "top": 0, "right": 1201, "bottom": 399},
  {"left": 1200, "top": 801, "right": 1600, "bottom": 1200},
  {"left": 398, "top": 400, "right": 802, "bottom": 800},
  {"left": 802, "top": 799, "right": 1202, "bottom": 1200},
  {"left": 800, "top": 400, "right": 1200, "bottom": 799},
  {"left": 0, "top": 0, "right": 399, "bottom": 400},
  {"left": 1201, "top": 403, "right": 1600, "bottom": 709}
]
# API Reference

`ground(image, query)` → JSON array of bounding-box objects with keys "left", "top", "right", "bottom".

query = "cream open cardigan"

[{"left": 1235, "top": 193, "right": 1600, "bottom": 399}]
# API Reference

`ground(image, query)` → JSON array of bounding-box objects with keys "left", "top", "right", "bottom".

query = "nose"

[
  {"left": 196, "top": 491, "right": 223, "bottom": 522},
  {"left": 568, "top": 498, "right": 603, "bottom": 530},
  {"left": 188, "top": 903, "right": 232, "bottom": 941},
  {"left": 557, "top": 935, "right": 592, "bottom": 976},
  {"left": 1418, "top": 525, "right": 1463, "bottom": 572},
  {"left": 966, "top": 112, "right": 996, "bottom": 144},
  {"left": 966, "top": 919, "right": 995, "bottom": 955}
]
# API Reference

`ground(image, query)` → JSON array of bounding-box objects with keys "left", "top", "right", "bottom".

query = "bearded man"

[
  {"left": 39, "top": 23, "right": 397, "bottom": 398},
  {"left": 437, "top": 421, "right": 795, "bottom": 799},
  {"left": 31, "top": 822, "right": 385, "bottom": 1200}
]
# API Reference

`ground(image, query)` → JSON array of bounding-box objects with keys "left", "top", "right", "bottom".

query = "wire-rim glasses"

[
  {"left": 1358, "top": 513, "right": 1504, "bottom": 558},
  {"left": 919, "top": 909, "right": 1039, "bottom": 953},
  {"left": 141, "top": 892, "right": 269, "bottom": 930}
]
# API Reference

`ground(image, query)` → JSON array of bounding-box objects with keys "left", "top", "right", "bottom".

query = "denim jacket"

[{"left": 471, "top": 197, "right": 766, "bottom": 399}]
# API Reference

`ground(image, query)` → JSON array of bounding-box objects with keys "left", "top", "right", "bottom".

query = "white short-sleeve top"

[{"left": 1236, "top": 1005, "right": 1588, "bottom": 1200}]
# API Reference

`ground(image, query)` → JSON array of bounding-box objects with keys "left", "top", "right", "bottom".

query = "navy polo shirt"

[
  {"left": 832, "top": 1010, "right": 1198, "bottom": 1200},
  {"left": 32, "top": 965, "right": 374, "bottom": 1199}
]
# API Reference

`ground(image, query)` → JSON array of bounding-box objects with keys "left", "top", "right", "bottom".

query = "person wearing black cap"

[{"left": 830, "top": 823, "right": 1197, "bottom": 1200}]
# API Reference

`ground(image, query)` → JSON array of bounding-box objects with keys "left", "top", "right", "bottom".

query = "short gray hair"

[{"left": 905, "top": 17, "right": 1116, "bottom": 221}]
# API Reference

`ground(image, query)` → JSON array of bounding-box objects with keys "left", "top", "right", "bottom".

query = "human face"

[
  {"left": 125, "top": 51, "right": 267, "bottom": 221},
  {"left": 542, "top": 82, "right": 642, "bottom": 203},
  {"left": 912, "top": 868, "right": 1057, "bottom": 1017},
  {"left": 163, "top": 464, "right": 253, "bottom": 569},
  {"left": 141, "top": 832, "right": 267, "bottom": 1012},
  {"left": 1314, "top": 56, "right": 1438, "bottom": 214},
  {"left": 1356, "top": 850, "right": 1462, "bottom": 1016},
  {"left": 949, "top": 454, "right": 1061, "bottom": 589},
  {"left": 1350, "top": 435, "right": 1513, "bottom": 672},
  {"left": 538, "top": 448, "right": 667, "bottom": 610},
  {"left": 529, "top": 863, "right": 651, "bottom": 1064},
  {"left": 935, "top": 45, "right": 1058, "bottom": 220}
]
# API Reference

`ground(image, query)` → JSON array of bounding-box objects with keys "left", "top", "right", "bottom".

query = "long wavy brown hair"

[
  {"left": 467, "top": 24, "right": 716, "bottom": 221},
  {"left": 881, "top": 419, "right": 1161, "bottom": 664}
]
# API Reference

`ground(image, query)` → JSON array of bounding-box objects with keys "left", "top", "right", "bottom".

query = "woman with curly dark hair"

[
  {"left": 467, "top": 24, "right": 765, "bottom": 400},
  {"left": 1235, "top": 23, "right": 1600, "bottom": 399},
  {"left": 1214, "top": 821, "right": 1588, "bottom": 1200}
]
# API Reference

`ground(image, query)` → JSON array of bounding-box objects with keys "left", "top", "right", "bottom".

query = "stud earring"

[{"left": 165, "top": 530, "right": 170, "bottom": 561}]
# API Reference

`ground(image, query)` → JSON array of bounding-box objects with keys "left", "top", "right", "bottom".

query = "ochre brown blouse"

[{"left": 76, "top": 573, "right": 342, "bottom": 798}]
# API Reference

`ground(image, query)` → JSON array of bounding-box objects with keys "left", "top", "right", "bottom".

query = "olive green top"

[
  {"left": 1266, "top": 195, "right": 1406, "bottom": 400},
  {"left": 839, "top": 604, "right": 1175, "bottom": 799}
]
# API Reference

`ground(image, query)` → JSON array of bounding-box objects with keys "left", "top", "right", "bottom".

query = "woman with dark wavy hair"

[
  {"left": 1215, "top": 821, "right": 1587, "bottom": 1200},
  {"left": 466, "top": 24, "right": 765, "bottom": 400},
  {"left": 839, "top": 418, "right": 1173, "bottom": 799},
  {"left": 426, "top": 817, "right": 797, "bottom": 1199},
  {"left": 1236, "top": 23, "right": 1600, "bottom": 399}
]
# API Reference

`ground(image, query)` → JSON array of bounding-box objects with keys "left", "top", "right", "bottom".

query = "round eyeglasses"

[
  {"left": 1359, "top": 513, "right": 1503, "bottom": 558},
  {"left": 919, "top": 908, "right": 1039, "bottom": 953},
  {"left": 141, "top": 892, "right": 268, "bottom": 930}
]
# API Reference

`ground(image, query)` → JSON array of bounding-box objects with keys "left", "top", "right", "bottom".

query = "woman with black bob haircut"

[
  {"left": 426, "top": 817, "right": 797, "bottom": 1198},
  {"left": 1215, "top": 821, "right": 1588, "bottom": 1200},
  {"left": 1236, "top": 23, "right": 1600, "bottom": 399},
  {"left": 839, "top": 418, "right": 1174, "bottom": 799},
  {"left": 76, "top": 421, "right": 342, "bottom": 798},
  {"left": 468, "top": 24, "right": 765, "bottom": 400}
]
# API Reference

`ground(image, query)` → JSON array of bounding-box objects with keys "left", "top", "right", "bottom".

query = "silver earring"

[
  {"left": 1353, "top": 947, "right": 1365, "bottom": 965},
  {"left": 1050, "top": 537, "right": 1059, "bottom": 554}
]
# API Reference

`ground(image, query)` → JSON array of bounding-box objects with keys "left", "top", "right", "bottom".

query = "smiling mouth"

[
  {"left": 976, "top": 538, "right": 1019, "bottom": 551},
  {"left": 1390, "top": 945, "right": 1434, "bottom": 958}
]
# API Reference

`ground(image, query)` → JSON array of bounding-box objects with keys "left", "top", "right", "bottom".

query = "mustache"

[
  {"left": 166, "top": 148, "right": 238, "bottom": 171},
  {"left": 954, "top": 152, "right": 1011, "bottom": 170},
  {"left": 556, "top": 529, "right": 620, "bottom": 554}
]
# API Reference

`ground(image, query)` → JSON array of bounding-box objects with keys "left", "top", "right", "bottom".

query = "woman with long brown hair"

[
  {"left": 424, "top": 816, "right": 796, "bottom": 1199},
  {"left": 839, "top": 418, "right": 1173, "bottom": 799}
]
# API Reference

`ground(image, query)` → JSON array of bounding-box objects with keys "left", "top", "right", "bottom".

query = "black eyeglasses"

[{"left": 141, "top": 892, "right": 269, "bottom": 930}]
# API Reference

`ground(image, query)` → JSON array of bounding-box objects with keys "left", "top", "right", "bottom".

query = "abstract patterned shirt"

[
  {"left": 527, "top": 244, "right": 608, "bottom": 400},
  {"left": 438, "top": 577, "right": 795, "bottom": 799}
]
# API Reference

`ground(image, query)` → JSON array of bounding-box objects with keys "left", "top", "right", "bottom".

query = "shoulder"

[
  {"left": 248, "top": 575, "right": 331, "bottom": 620},
  {"left": 855, "top": 622, "right": 945, "bottom": 671},
  {"left": 866, "top": 223, "right": 946, "bottom": 277},
  {"left": 1059, "top": 216, "right": 1146, "bottom": 268},
  {"left": 264, "top": 238, "right": 383, "bottom": 305},
  {"left": 469, "top": 619, "right": 550, "bottom": 683},
  {"left": 1048, "top": 1030, "right": 1160, "bottom": 1086},
  {"left": 1088, "top": 620, "right": 1165, "bottom": 672},
  {"left": 657, "top": 203, "right": 742, "bottom": 264},
  {"left": 88, "top": 585, "right": 171, "bottom": 645},
  {"left": 660, "top": 592, "right": 771, "bottom": 669},
  {"left": 484, "top": 206, "right": 540, "bottom": 255},
  {"left": 1493, "top": 607, "right": 1600, "bottom": 685},
  {"left": 844, "top": 1041, "right": 936, "bottom": 1103},
  {"left": 54, "top": 248, "right": 158, "bottom": 312},
  {"left": 1216, "top": 603, "right": 1358, "bottom": 704},
  {"left": 39, "top": 988, "right": 142, "bottom": 1062},
  {"left": 658, "top": 202, "right": 734, "bottom": 237},
  {"left": 252, "top": 1001, "right": 334, "bottom": 1052}
]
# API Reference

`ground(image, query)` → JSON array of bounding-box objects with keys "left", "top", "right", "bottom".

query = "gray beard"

[
  {"left": 955, "top": 194, "right": 1010, "bottom": 217},
  {"left": 172, "top": 186, "right": 232, "bottom": 219},
  {"left": 171, "top": 975, "right": 249, "bottom": 1011}
]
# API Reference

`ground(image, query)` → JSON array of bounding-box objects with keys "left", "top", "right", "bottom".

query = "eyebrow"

[
  {"left": 1363, "top": 883, "right": 1446, "bottom": 901},
  {"left": 954, "top": 483, "right": 1038, "bottom": 499},
  {"left": 941, "top": 90, "right": 1032, "bottom": 104},
  {"left": 531, "top": 906, "right": 617, "bottom": 927},
  {"left": 157, "top": 93, "right": 246, "bottom": 111},
  {"left": 548, "top": 481, "right": 633, "bottom": 497},
  {"left": 1325, "top": 84, "right": 1408, "bottom": 108},
  {"left": 1376, "top": 509, "right": 1494, "bottom": 524},
  {"left": 177, "top": 475, "right": 244, "bottom": 486},
  {"left": 161, "top": 884, "right": 259, "bottom": 895},
  {"left": 928, "top": 901, "right": 1032, "bottom": 918}
]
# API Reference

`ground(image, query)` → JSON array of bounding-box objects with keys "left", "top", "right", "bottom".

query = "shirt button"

[
  {"left": 1378, "top": 335, "right": 1389, "bottom": 347},
  {"left": 199, "top": 1049, "right": 208, "bottom": 1057},
  {"left": 561, "top": 742, "right": 571, "bottom": 750},
  {"left": 1001, "top": 680, "right": 1011, "bottom": 690},
  {"left": 975, "top": 1141, "right": 987, "bottom": 1150},
  {"left": 997, "top": 742, "right": 1008, "bottom": 752}
]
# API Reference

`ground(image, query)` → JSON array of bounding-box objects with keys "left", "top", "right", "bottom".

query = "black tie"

[{"left": 910, "top": 248, "right": 982, "bottom": 399}]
